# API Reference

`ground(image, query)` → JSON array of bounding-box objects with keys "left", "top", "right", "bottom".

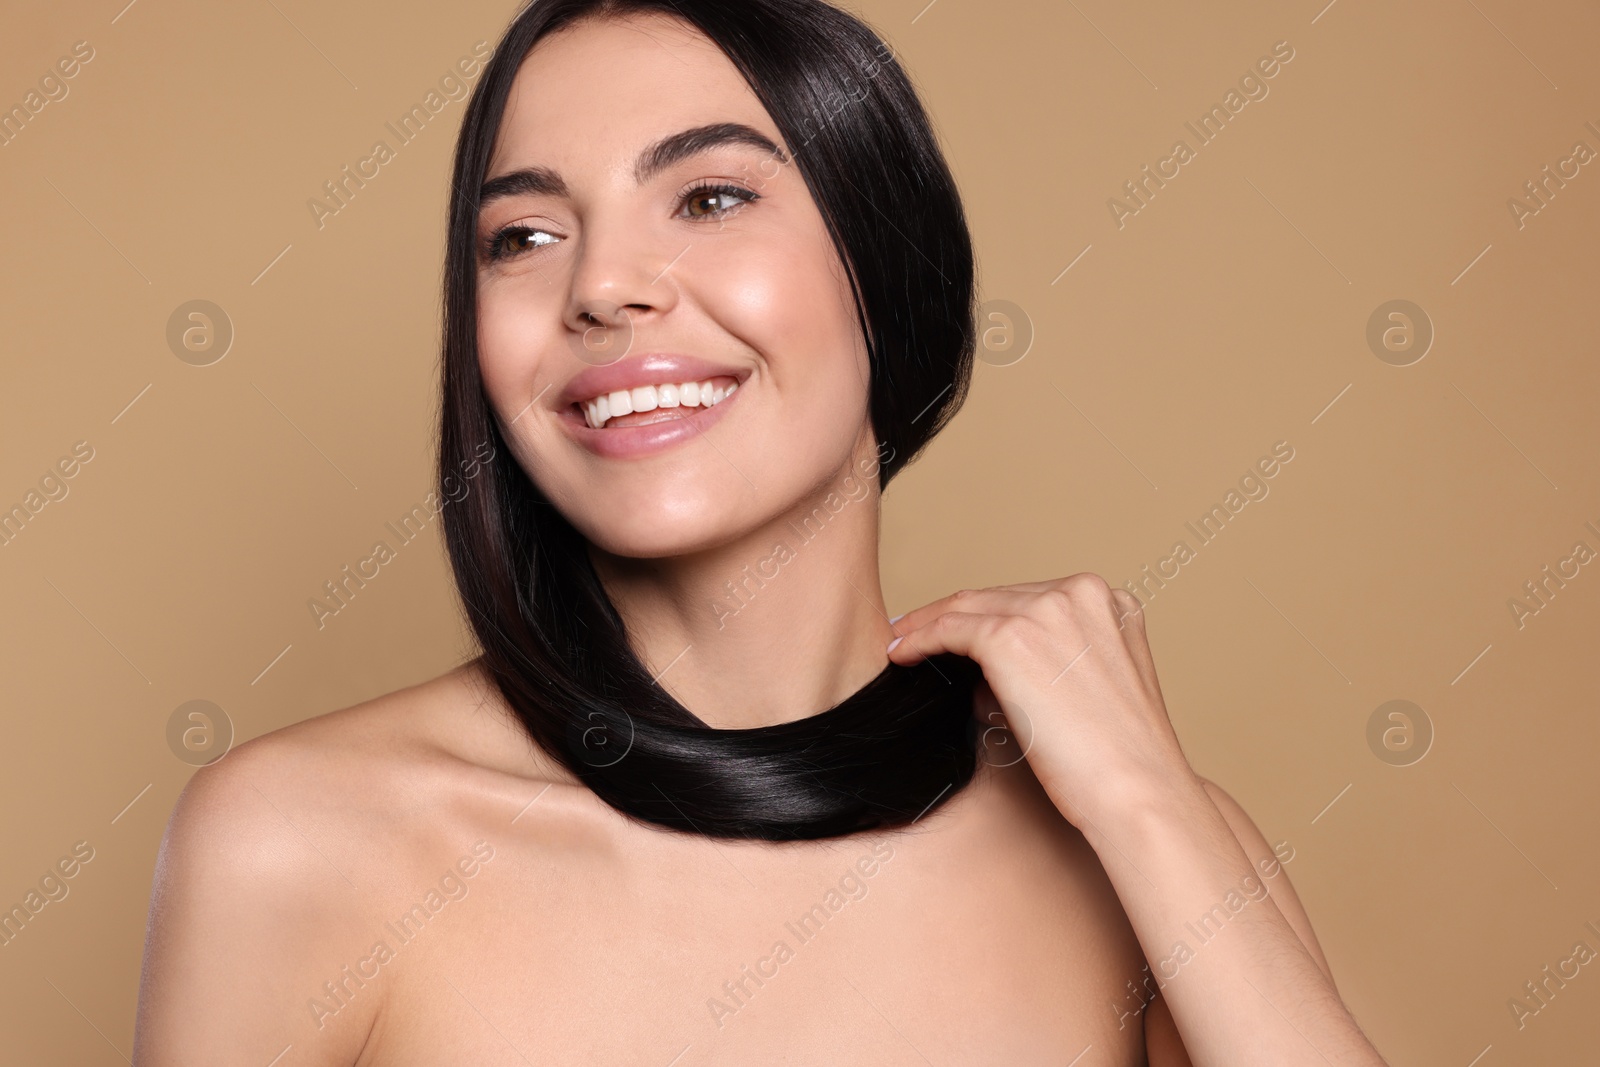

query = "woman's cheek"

[
  {"left": 704, "top": 250, "right": 787, "bottom": 339},
  {"left": 707, "top": 244, "right": 846, "bottom": 375},
  {"left": 476, "top": 299, "right": 550, "bottom": 418}
]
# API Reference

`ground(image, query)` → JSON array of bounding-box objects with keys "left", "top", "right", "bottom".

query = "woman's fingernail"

[
  {"left": 887, "top": 636, "right": 903, "bottom": 653},
  {"left": 889, "top": 613, "right": 904, "bottom": 624}
]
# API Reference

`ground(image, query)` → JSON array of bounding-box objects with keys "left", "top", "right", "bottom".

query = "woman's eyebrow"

[
  {"left": 478, "top": 122, "right": 789, "bottom": 211},
  {"left": 634, "top": 122, "right": 788, "bottom": 183}
]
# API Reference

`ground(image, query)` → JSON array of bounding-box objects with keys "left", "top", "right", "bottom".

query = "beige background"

[{"left": 2, "top": 0, "right": 1597, "bottom": 1062}]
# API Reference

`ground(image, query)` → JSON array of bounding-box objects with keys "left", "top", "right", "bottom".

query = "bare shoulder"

[
  {"left": 163, "top": 661, "right": 581, "bottom": 838},
  {"left": 148, "top": 663, "right": 561, "bottom": 879},
  {"left": 133, "top": 661, "right": 583, "bottom": 1065}
]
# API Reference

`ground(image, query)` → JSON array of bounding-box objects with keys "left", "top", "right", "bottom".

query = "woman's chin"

[{"left": 580, "top": 514, "right": 750, "bottom": 563}]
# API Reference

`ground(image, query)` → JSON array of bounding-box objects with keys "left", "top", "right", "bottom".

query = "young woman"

[{"left": 134, "top": 1, "right": 1389, "bottom": 1063}]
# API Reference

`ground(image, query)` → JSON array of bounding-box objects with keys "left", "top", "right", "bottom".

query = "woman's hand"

[
  {"left": 891, "top": 574, "right": 1392, "bottom": 1066},
  {"left": 886, "top": 572, "right": 1200, "bottom": 830}
]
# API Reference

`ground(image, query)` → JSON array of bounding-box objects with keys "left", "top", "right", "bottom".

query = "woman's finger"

[
  {"left": 891, "top": 573, "right": 1125, "bottom": 634},
  {"left": 885, "top": 610, "right": 1004, "bottom": 666},
  {"left": 889, "top": 589, "right": 1038, "bottom": 636},
  {"left": 1109, "top": 588, "right": 1160, "bottom": 693}
]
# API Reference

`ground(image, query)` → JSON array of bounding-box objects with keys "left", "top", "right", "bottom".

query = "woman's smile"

[
  {"left": 578, "top": 376, "right": 737, "bottom": 429},
  {"left": 557, "top": 370, "right": 744, "bottom": 459}
]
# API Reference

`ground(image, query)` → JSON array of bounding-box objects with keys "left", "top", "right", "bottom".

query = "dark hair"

[{"left": 439, "top": 0, "right": 982, "bottom": 840}]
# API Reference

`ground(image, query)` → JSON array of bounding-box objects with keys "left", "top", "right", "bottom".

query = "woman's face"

[{"left": 475, "top": 11, "right": 877, "bottom": 560}]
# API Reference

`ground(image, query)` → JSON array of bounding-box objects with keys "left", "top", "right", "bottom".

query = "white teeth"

[{"left": 581, "top": 378, "right": 737, "bottom": 429}]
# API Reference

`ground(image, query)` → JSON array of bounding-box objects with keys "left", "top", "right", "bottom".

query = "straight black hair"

[{"left": 439, "top": 0, "right": 983, "bottom": 840}]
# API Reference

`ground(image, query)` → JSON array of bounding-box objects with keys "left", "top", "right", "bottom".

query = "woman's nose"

[{"left": 562, "top": 214, "right": 683, "bottom": 359}]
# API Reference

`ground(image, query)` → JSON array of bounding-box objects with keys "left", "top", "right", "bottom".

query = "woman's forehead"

[{"left": 492, "top": 13, "right": 777, "bottom": 178}]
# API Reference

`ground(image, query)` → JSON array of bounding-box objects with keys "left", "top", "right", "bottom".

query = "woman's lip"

[{"left": 558, "top": 382, "right": 743, "bottom": 459}]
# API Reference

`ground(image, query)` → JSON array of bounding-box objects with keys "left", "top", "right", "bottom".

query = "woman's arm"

[
  {"left": 1142, "top": 777, "right": 1340, "bottom": 1066},
  {"left": 133, "top": 740, "right": 373, "bottom": 1067},
  {"left": 886, "top": 574, "right": 1387, "bottom": 1066}
]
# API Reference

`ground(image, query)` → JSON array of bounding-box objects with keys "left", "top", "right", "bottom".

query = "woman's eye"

[
  {"left": 483, "top": 185, "right": 757, "bottom": 262},
  {"left": 681, "top": 184, "right": 758, "bottom": 219},
  {"left": 485, "top": 224, "right": 559, "bottom": 262}
]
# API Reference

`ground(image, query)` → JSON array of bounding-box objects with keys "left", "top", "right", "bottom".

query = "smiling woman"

[
  {"left": 450, "top": 0, "right": 986, "bottom": 840},
  {"left": 133, "top": 1, "right": 1388, "bottom": 1065}
]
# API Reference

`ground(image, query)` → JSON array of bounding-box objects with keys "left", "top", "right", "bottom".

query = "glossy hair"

[{"left": 439, "top": 0, "right": 983, "bottom": 840}]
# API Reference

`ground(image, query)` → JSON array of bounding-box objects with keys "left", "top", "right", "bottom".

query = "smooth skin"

[{"left": 134, "top": 11, "right": 1385, "bottom": 1066}]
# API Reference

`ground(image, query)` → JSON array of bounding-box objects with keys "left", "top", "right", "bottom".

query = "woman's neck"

[{"left": 588, "top": 442, "right": 896, "bottom": 730}]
